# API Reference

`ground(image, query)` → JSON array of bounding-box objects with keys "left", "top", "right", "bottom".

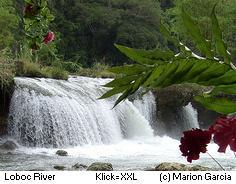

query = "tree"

[
  {"left": 0, "top": 0, "right": 19, "bottom": 51},
  {"left": 50, "top": 0, "right": 164, "bottom": 67}
]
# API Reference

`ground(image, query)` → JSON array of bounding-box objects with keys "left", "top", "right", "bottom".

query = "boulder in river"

[
  {"left": 72, "top": 163, "right": 88, "bottom": 170},
  {"left": 154, "top": 162, "right": 211, "bottom": 171},
  {"left": 0, "top": 140, "right": 18, "bottom": 150},
  {"left": 54, "top": 165, "right": 66, "bottom": 170},
  {"left": 56, "top": 150, "right": 68, "bottom": 156},
  {"left": 87, "top": 162, "right": 113, "bottom": 171}
]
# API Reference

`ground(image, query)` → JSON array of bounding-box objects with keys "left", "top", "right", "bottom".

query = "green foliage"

[
  {"left": 24, "top": 0, "right": 54, "bottom": 51},
  {"left": 42, "top": 66, "right": 68, "bottom": 80},
  {"left": 101, "top": 6, "right": 236, "bottom": 114},
  {"left": 16, "top": 60, "right": 46, "bottom": 78},
  {"left": 0, "top": 51, "right": 15, "bottom": 90},
  {"left": 194, "top": 96, "right": 236, "bottom": 115},
  {"left": 211, "top": 5, "right": 231, "bottom": 64},
  {"left": 164, "top": 0, "right": 236, "bottom": 60},
  {"left": 181, "top": 8, "right": 213, "bottom": 58},
  {"left": 114, "top": 44, "right": 175, "bottom": 65},
  {"left": 51, "top": 0, "right": 163, "bottom": 66},
  {"left": 78, "top": 63, "right": 116, "bottom": 78},
  {"left": 61, "top": 61, "right": 81, "bottom": 73},
  {"left": 16, "top": 60, "right": 68, "bottom": 80},
  {"left": 0, "top": 0, "right": 19, "bottom": 51},
  {"left": 36, "top": 42, "right": 59, "bottom": 65}
]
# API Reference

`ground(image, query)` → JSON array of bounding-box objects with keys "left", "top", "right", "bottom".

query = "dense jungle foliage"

[
  {"left": 0, "top": 0, "right": 236, "bottom": 95},
  {"left": 1, "top": 0, "right": 236, "bottom": 68}
]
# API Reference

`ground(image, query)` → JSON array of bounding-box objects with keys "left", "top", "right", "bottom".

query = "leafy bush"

[{"left": 61, "top": 61, "right": 81, "bottom": 73}]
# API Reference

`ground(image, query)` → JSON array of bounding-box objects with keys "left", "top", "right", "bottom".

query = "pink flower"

[
  {"left": 43, "top": 31, "right": 55, "bottom": 44},
  {"left": 179, "top": 129, "right": 212, "bottom": 163},
  {"left": 209, "top": 116, "right": 236, "bottom": 153}
]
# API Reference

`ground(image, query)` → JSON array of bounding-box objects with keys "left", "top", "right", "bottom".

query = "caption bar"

[{"left": 0, "top": 171, "right": 235, "bottom": 184}]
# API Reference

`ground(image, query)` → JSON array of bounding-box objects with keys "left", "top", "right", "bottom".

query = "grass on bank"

[
  {"left": 16, "top": 60, "right": 69, "bottom": 80},
  {"left": 0, "top": 55, "right": 15, "bottom": 90},
  {"left": 77, "top": 62, "right": 116, "bottom": 78},
  {"left": 15, "top": 58, "right": 115, "bottom": 80}
]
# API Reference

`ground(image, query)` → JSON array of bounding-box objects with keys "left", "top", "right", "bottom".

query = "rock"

[
  {"left": 192, "top": 101, "right": 221, "bottom": 129},
  {"left": 87, "top": 162, "right": 113, "bottom": 171},
  {"left": 155, "top": 84, "right": 208, "bottom": 110},
  {"left": 56, "top": 150, "right": 68, "bottom": 156},
  {"left": 190, "top": 165, "right": 212, "bottom": 171},
  {"left": 154, "top": 162, "right": 211, "bottom": 171},
  {"left": 153, "top": 84, "right": 211, "bottom": 138},
  {"left": 72, "top": 163, "right": 88, "bottom": 170},
  {"left": 0, "top": 140, "right": 18, "bottom": 150},
  {"left": 54, "top": 166, "right": 66, "bottom": 170},
  {"left": 144, "top": 168, "right": 156, "bottom": 171},
  {"left": 0, "top": 117, "right": 8, "bottom": 136}
]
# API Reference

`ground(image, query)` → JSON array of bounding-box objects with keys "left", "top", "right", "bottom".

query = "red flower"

[
  {"left": 24, "top": 4, "right": 33, "bottom": 15},
  {"left": 209, "top": 116, "right": 236, "bottom": 153},
  {"left": 24, "top": 3, "right": 39, "bottom": 18},
  {"left": 43, "top": 31, "right": 55, "bottom": 44},
  {"left": 179, "top": 129, "right": 212, "bottom": 163}
]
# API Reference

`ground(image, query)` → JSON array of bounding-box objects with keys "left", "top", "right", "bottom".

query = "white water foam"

[
  {"left": 7, "top": 77, "right": 153, "bottom": 148},
  {"left": 182, "top": 102, "right": 200, "bottom": 130}
]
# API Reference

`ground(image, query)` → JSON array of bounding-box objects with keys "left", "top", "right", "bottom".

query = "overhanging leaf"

[
  {"left": 194, "top": 96, "right": 236, "bottom": 114},
  {"left": 181, "top": 8, "right": 213, "bottom": 58},
  {"left": 112, "top": 71, "right": 152, "bottom": 108},
  {"left": 115, "top": 44, "right": 174, "bottom": 65},
  {"left": 211, "top": 84, "right": 236, "bottom": 95},
  {"left": 160, "top": 22, "right": 179, "bottom": 47},
  {"left": 113, "top": 87, "right": 133, "bottom": 108},
  {"left": 104, "top": 75, "right": 138, "bottom": 87},
  {"left": 99, "top": 85, "right": 129, "bottom": 99},
  {"left": 211, "top": 5, "right": 231, "bottom": 64},
  {"left": 107, "top": 65, "right": 147, "bottom": 76}
]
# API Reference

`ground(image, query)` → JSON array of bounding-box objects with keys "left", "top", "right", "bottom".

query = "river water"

[{"left": 0, "top": 77, "right": 235, "bottom": 171}]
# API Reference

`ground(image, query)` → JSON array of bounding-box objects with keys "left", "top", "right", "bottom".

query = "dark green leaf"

[
  {"left": 113, "top": 87, "right": 133, "bottom": 108},
  {"left": 143, "top": 66, "right": 164, "bottom": 87},
  {"left": 207, "top": 70, "right": 236, "bottom": 85},
  {"left": 211, "top": 84, "right": 236, "bottom": 95},
  {"left": 99, "top": 86, "right": 129, "bottom": 99},
  {"left": 211, "top": 5, "right": 231, "bottom": 64},
  {"left": 194, "top": 63, "right": 230, "bottom": 84},
  {"left": 107, "top": 65, "right": 147, "bottom": 76},
  {"left": 194, "top": 96, "right": 236, "bottom": 114},
  {"left": 104, "top": 75, "right": 138, "bottom": 87},
  {"left": 159, "top": 22, "right": 179, "bottom": 47},
  {"left": 181, "top": 8, "right": 213, "bottom": 58},
  {"left": 115, "top": 44, "right": 174, "bottom": 65}
]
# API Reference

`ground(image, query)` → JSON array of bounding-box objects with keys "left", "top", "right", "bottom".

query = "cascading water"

[
  {"left": 133, "top": 92, "right": 157, "bottom": 126},
  {"left": 181, "top": 102, "right": 199, "bottom": 131},
  {"left": 7, "top": 77, "right": 153, "bottom": 148},
  {"left": 2, "top": 76, "right": 236, "bottom": 171}
]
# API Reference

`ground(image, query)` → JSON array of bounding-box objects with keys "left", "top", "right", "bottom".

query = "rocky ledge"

[{"left": 147, "top": 162, "right": 212, "bottom": 171}]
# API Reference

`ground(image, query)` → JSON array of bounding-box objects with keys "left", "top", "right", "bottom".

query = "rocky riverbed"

[{"left": 1, "top": 138, "right": 236, "bottom": 171}]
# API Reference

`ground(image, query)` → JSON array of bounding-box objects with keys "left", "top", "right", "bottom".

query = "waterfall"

[
  {"left": 133, "top": 92, "right": 157, "bottom": 126},
  {"left": 181, "top": 102, "right": 199, "bottom": 130},
  {"left": 7, "top": 77, "right": 153, "bottom": 148}
]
